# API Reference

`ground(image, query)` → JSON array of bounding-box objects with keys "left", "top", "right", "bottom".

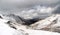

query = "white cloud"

[{"left": 15, "top": 5, "right": 55, "bottom": 19}]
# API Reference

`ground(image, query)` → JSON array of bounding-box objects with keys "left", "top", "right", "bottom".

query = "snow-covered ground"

[
  {"left": 0, "top": 18, "right": 60, "bottom": 35},
  {"left": 0, "top": 18, "right": 25, "bottom": 35},
  {"left": 0, "top": 14, "right": 60, "bottom": 35},
  {"left": 24, "top": 29, "right": 60, "bottom": 35}
]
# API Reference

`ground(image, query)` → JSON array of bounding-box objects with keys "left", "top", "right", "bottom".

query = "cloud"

[
  {"left": 14, "top": 6, "right": 55, "bottom": 19},
  {"left": 52, "top": 5, "right": 60, "bottom": 14},
  {"left": 0, "top": 0, "right": 60, "bottom": 19},
  {"left": 0, "top": 0, "right": 60, "bottom": 8}
]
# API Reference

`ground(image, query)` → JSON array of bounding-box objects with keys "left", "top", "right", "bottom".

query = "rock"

[{"left": 22, "top": 18, "right": 41, "bottom": 25}]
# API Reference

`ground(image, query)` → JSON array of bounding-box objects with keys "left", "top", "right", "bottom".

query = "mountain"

[{"left": 0, "top": 14, "right": 60, "bottom": 35}]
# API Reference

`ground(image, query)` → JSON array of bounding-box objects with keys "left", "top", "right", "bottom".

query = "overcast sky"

[
  {"left": 0, "top": 0, "right": 60, "bottom": 8},
  {"left": 0, "top": 0, "right": 60, "bottom": 12},
  {"left": 0, "top": 0, "right": 60, "bottom": 19}
]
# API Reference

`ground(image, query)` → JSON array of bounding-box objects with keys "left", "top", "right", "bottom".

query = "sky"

[
  {"left": 0, "top": 0, "right": 60, "bottom": 9},
  {"left": 0, "top": 0, "right": 60, "bottom": 19}
]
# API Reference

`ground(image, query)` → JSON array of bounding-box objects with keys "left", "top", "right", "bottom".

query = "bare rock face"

[{"left": 22, "top": 18, "right": 41, "bottom": 25}]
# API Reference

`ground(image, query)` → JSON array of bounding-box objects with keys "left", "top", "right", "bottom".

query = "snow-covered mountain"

[
  {"left": 0, "top": 14, "right": 60, "bottom": 35},
  {"left": 0, "top": 17, "right": 26, "bottom": 35}
]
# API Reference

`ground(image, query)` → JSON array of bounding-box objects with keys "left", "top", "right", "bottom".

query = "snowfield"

[
  {"left": 0, "top": 18, "right": 25, "bottom": 35},
  {"left": 0, "top": 14, "right": 60, "bottom": 35}
]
